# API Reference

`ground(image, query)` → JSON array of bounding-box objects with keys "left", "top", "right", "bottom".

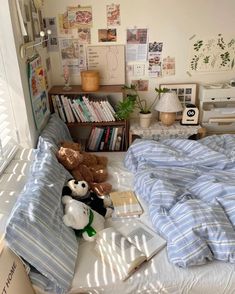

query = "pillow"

[
  {"left": 5, "top": 148, "right": 78, "bottom": 294},
  {"left": 38, "top": 113, "right": 72, "bottom": 152}
]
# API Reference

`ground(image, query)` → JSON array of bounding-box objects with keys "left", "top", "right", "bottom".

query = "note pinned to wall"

[{"left": 87, "top": 45, "right": 125, "bottom": 85}]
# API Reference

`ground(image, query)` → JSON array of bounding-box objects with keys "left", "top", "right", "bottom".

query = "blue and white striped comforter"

[{"left": 124, "top": 135, "right": 235, "bottom": 268}]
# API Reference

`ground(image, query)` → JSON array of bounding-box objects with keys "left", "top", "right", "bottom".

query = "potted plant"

[{"left": 115, "top": 84, "right": 168, "bottom": 127}]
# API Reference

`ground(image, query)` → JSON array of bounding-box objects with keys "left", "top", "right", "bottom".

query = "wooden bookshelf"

[{"left": 48, "top": 85, "right": 129, "bottom": 151}]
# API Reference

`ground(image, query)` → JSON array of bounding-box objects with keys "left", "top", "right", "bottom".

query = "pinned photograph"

[
  {"left": 107, "top": 4, "right": 121, "bottom": 26},
  {"left": 98, "top": 29, "right": 117, "bottom": 42},
  {"left": 131, "top": 80, "right": 149, "bottom": 91}
]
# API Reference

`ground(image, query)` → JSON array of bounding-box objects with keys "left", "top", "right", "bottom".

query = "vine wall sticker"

[{"left": 189, "top": 34, "right": 235, "bottom": 72}]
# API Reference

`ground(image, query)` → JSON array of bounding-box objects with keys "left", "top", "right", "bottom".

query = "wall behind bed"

[{"left": 43, "top": 0, "right": 235, "bottom": 104}]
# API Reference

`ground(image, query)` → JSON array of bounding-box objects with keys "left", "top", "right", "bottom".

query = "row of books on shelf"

[
  {"left": 51, "top": 94, "right": 117, "bottom": 123},
  {"left": 87, "top": 126, "right": 125, "bottom": 151}
]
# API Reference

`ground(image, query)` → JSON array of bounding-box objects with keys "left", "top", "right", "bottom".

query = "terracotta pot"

[{"left": 139, "top": 112, "right": 152, "bottom": 128}]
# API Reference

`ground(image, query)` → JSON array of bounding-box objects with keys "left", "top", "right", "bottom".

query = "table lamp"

[{"left": 155, "top": 91, "right": 183, "bottom": 126}]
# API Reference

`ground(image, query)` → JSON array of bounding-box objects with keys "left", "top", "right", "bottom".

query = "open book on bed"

[{"left": 95, "top": 220, "right": 166, "bottom": 280}]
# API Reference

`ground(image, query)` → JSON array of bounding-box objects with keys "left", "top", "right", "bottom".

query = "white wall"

[{"left": 44, "top": 0, "right": 235, "bottom": 98}]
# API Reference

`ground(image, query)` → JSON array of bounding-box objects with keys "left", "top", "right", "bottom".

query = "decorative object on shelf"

[
  {"left": 139, "top": 112, "right": 153, "bottom": 128},
  {"left": 81, "top": 70, "right": 100, "bottom": 92},
  {"left": 20, "top": 29, "right": 52, "bottom": 59},
  {"left": 181, "top": 104, "right": 199, "bottom": 125},
  {"left": 115, "top": 84, "right": 168, "bottom": 128},
  {"left": 63, "top": 64, "right": 72, "bottom": 91},
  {"left": 155, "top": 91, "right": 183, "bottom": 126},
  {"left": 160, "top": 83, "right": 197, "bottom": 120}
]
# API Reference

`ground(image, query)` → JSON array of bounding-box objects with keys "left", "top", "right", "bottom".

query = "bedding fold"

[{"left": 125, "top": 136, "right": 235, "bottom": 267}]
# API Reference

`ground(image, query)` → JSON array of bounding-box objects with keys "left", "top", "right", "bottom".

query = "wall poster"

[
  {"left": 189, "top": 34, "right": 235, "bottom": 72},
  {"left": 87, "top": 45, "right": 125, "bottom": 85},
  {"left": 28, "top": 55, "right": 50, "bottom": 130}
]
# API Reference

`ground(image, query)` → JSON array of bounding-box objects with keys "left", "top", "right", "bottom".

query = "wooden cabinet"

[{"left": 48, "top": 85, "right": 129, "bottom": 151}]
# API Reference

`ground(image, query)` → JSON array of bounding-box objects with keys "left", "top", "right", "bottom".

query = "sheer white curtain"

[{"left": 0, "top": 47, "right": 18, "bottom": 174}]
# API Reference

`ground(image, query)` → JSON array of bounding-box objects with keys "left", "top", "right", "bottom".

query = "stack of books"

[
  {"left": 86, "top": 126, "right": 126, "bottom": 151},
  {"left": 51, "top": 94, "right": 117, "bottom": 123},
  {"left": 109, "top": 190, "right": 143, "bottom": 219}
]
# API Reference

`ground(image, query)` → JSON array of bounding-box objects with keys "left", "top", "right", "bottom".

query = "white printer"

[{"left": 199, "top": 84, "right": 235, "bottom": 133}]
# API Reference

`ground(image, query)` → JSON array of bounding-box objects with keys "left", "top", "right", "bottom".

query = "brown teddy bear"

[{"left": 57, "top": 141, "right": 112, "bottom": 195}]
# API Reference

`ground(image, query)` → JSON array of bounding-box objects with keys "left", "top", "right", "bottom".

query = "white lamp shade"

[{"left": 155, "top": 91, "right": 183, "bottom": 113}]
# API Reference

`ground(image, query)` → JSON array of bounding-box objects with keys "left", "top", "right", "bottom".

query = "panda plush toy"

[{"left": 62, "top": 179, "right": 113, "bottom": 218}]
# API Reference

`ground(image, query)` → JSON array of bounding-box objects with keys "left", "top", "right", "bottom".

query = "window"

[{"left": 0, "top": 47, "right": 18, "bottom": 175}]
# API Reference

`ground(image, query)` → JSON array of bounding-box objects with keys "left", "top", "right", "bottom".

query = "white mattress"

[{"left": 35, "top": 152, "right": 235, "bottom": 294}]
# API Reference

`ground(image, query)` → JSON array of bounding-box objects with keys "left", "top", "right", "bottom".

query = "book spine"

[
  {"left": 65, "top": 96, "right": 75, "bottom": 122},
  {"left": 82, "top": 95, "right": 96, "bottom": 122},
  {"left": 88, "top": 98, "right": 99, "bottom": 122},
  {"left": 109, "top": 127, "right": 117, "bottom": 151},
  {"left": 105, "top": 100, "right": 116, "bottom": 116},
  {"left": 51, "top": 95, "right": 59, "bottom": 115},
  {"left": 103, "top": 126, "right": 111, "bottom": 150},
  {"left": 108, "top": 127, "right": 114, "bottom": 150},
  {"left": 94, "top": 127, "right": 104, "bottom": 151},
  {"left": 55, "top": 95, "right": 66, "bottom": 122},
  {"left": 101, "top": 100, "right": 115, "bottom": 121},
  {"left": 79, "top": 97, "right": 92, "bottom": 122},
  {"left": 99, "top": 126, "right": 107, "bottom": 151},
  {"left": 70, "top": 100, "right": 81, "bottom": 122},
  {"left": 94, "top": 101, "right": 105, "bottom": 122},
  {"left": 60, "top": 95, "right": 71, "bottom": 122},
  {"left": 114, "top": 126, "right": 124, "bottom": 151},
  {"left": 91, "top": 100, "right": 102, "bottom": 122},
  {"left": 87, "top": 126, "right": 96, "bottom": 150},
  {"left": 74, "top": 99, "right": 86, "bottom": 122},
  {"left": 89, "top": 127, "right": 101, "bottom": 151},
  {"left": 98, "top": 100, "right": 109, "bottom": 121},
  {"left": 111, "top": 127, "right": 119, "bottom": 151}
]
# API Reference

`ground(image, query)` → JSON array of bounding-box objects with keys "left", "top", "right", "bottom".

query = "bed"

[{"left": 5, "top": 114, "right": 235, "bottom": 294}]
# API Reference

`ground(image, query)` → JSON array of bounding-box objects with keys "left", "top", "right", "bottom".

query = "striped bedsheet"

[{"left": 124, "top": 135, "right": 235, "bottom": 267}]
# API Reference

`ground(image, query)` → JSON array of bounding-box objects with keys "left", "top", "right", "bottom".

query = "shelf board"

[
  {"left": 48, "top": 85, "right": 124, "bottom": 95},
  {"left": 67, "top": 120, "right": 127, "bottom": 127}
]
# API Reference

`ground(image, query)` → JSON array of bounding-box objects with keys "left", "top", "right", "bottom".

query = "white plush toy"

[{"left": 62, "top": 195, "right": 105, "bottom": 242}]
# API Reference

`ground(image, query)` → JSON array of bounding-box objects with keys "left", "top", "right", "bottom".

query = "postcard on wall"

[
  {"left": 67, "top": 6, "right": 92, "bottom": 29},
  {"left": 147, "top": 41, "right": 163, "bottom": 77},
  {"left": 98, "top": 29, "right": 117, "bottom": 42},
  {"left": 126, "top": 28, "right": 148, "bottom": 62},
  {"left": 131, "top": 80, "right": 149, "bottom": 91},
  {"left": 77, "top": 28, "right": 91, "bottom": 43},
  {"left": 148, "top": 52, "right": 162, "bottom": 77},
  {"left": 133, "top": 64, "right": 146, "bottom": 76},
  {"left": 60, "top": 39, "right": 87, "bottom": 74},
  {"left": 162, "top": 56, "right": 175, "bottom": 76},
  {"left": 58, "top": 12, "right": 72, "bottom": 35},
  {"left": 28, "top": 56, "right": 49, "bottom": 130},
  {"left": 106, "top": 3, "right": 121, "bottom": 26},
  {"left": 87, "top": 45, "right": 125, "bottom": 85}
]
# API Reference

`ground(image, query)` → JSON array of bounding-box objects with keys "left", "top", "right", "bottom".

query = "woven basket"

[{"left": 81, "top": 70, "right": 100, "bottom": 91}]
